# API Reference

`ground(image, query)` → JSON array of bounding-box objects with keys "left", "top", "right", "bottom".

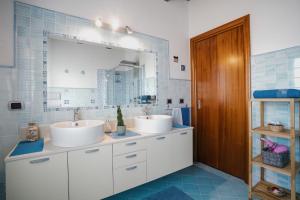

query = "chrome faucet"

[
  {"left": 73, "top": 107, "right": 80, "bottom": 121},
  {"left": 142, "top": 105, "right": 151, "bottom": 116}
]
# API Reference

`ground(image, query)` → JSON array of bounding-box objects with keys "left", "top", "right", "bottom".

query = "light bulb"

[
  {"left": 95, "top": 18, "right": 103, "bottom": 27},
  {"left": 111, "top": 18, "right": 120, "bottom": 31}
]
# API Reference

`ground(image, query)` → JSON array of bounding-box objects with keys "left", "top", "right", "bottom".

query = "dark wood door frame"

[{"left": 190, "top": 15, "right": 251, "bottom": 182}]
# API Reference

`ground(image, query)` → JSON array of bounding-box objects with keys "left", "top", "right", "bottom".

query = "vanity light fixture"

[
  {"left": 125, "top": 26, "right": 133, "bottom": 34},
  {"left": 111, "top": 18, "right": 120, "bottom": 31},
  {"left": 95, "top": 18, "right": 103, "bottom": 27},
  {"left": 94, "top": 18, "right": 133, "bottom": 34}
]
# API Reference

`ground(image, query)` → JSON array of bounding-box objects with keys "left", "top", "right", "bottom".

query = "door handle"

[
  {"left": 126, "top": 142, "right": 137, "bottom": 146},
  {"left": 197, "top": 99, "right": 201, "bottom": 110},
  {"left": 126, "top": 166, "right": 137, "bottom": 171},
  {"left": 30, "top": 157, "right": 50, "bottom": 164},
  {"left": 156, "top": 136, "right": 166, "bottom": 140},
  {"left": 85, "top": 148, "right": 99, "bottom": 154}
]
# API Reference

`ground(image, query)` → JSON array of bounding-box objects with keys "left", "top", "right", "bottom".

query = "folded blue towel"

[
  {"left": 181, "top": 107, "right": 190, "bottom": 126},
  {"left": 110, "top": 130, "right": 140, "bottom": 139},
  {"left": 173, "top": 124, "right": 190, "bottom": 129},
  {"left": 253, "top": 89, "right": 300, "bottom": 98},
  {"left": 10, "top": 139, "right": 44, "bottom": 157}
]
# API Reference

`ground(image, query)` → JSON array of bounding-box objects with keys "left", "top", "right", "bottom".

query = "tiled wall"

[
  {"left": 251, "top": 46, "right": 300, "bottom": 191},
  {"left": 0, "top": 2, "right": 191, "bottom": 184},
  {"left": 47, "top": 87, "right": 98, "bottom": 108},
  {"left": 8, "top": 2, "right": 300, "bottom": 192}
]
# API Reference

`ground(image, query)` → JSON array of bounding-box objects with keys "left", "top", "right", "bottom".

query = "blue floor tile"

[
  {"left": 105, "top": 164, "right": 248, "bottom": 200},
  {"left": 0, "top": 183, "right": 5, "bottom": 200}
]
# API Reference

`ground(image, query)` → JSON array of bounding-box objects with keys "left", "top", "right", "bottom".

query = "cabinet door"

[
  {"left": 68, "top": 145, "right": 113, "bottom": 200},
  {"left": 172, "top": 131, "right": 193, "bottom": 171},
  {"left": 6, "top": 153, "right": 68, "bottom": 200},
  {"left": 147, "top": 134, "right": 173, "bottom": 182}
]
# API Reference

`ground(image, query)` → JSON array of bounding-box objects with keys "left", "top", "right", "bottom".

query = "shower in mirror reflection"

[{"left": 46, "top": 34, "right": 157, "bottom": 109}]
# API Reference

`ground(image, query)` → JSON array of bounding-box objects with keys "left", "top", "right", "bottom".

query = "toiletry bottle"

[
  {"left": 25, "top": 123, "right": 40, "bottom": 142},
  {"left": 104, "top": 120, "right": 112, "bottom": 133}
]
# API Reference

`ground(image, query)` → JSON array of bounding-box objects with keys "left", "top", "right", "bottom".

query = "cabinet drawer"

[
  {"left": 113, "top": 150, "right": 146, "bottom": 169},
  {"left": 114, "top": 162, "right": 147, "bottom": 194},
  {"left": 113, "top": 139, "right": 147, "bottom": 155}
]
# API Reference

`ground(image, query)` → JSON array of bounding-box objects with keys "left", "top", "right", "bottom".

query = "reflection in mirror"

[{"left": 46, "top": 35, "right": 157, "bottom": 109}]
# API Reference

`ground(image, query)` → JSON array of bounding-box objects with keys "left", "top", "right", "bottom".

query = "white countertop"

[{"left": 5, "top": 127, "right": 193, "bottom": 163}]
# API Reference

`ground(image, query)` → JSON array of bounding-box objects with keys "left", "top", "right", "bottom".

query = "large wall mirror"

[{"left": 45, "top": 34, "right": 158, "bottom": 110}]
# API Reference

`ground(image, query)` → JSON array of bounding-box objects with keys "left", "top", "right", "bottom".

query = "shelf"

[
  {"left": 250, "top": 96, "right": 298, "bottom": 199},
  {"left": 252, "top": 155, "right": 300, "bottom": 176},
  {"left": 252, "top": 180, "right": 300, "bottom": 200},
  {"left": 251, "top": 98, "right": 300, "bottom": 102},
  {"left": 251, "top": 127, "right": 300, "bottom": 139}
]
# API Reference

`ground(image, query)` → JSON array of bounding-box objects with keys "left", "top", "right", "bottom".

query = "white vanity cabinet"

[
  {"left": 172, "top": 130, "right": 193, "bottom": 171},
  {"left": 147, "top": 130, "right": 193, "bottom": 182},
  {"left": 113, "top": 139, "right": 147, "bottom": 193},
  {"left": 68, "top": 144, "right": 113, "bottom": 200},
  {"left": 147, "top": 134, "right": 173, "bottom": 181},
  {"left": 6, "top": 153, "right": 68, "bottom": 200},
  {"left": 6, "top": 128, "right": 193, "bottom": 200}
]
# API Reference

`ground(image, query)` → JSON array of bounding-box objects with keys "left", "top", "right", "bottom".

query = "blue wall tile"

[{"left": 252, "top": 46, "right": 300, "bottom": 191}]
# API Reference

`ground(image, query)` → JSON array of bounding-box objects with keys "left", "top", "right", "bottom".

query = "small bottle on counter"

[
  {"left": 25, "top": 123, "right": 40, "bottom": 142},
  {"left": 104, "top": 120, "right": 112, "bottom": 134}
]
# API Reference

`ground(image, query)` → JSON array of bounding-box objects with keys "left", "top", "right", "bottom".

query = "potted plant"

[{"left": 116, "top": 106, "right": 126, "bottom": 136}]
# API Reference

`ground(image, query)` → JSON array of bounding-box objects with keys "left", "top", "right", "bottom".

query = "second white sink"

[
  {"left": 50, "top": 120, "right": 105, "bottom": 147},
  {"left": 134, "top": 115, "right": 172, "bottom": 134}
]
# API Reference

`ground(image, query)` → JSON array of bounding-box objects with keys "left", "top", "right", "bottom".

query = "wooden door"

[
  {"left": 191, "top": 15, "right": 250, "bottom": 181},
  {"left": 195, "top": 37, "right": 219, "bottom": 168}
]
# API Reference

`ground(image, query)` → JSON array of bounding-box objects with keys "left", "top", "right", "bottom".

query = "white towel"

[
  {"left": 172, "top": 108, "right": 183, "bottom": 125},
  {"left": 47, "top": 92, "right": 61, "bottom": 100}
]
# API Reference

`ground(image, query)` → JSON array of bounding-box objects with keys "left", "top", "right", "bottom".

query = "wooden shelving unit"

[
  {"left": 249, "top": 98, "right": 300, "bottom": 200},
  {"left": 252, "top": 127, "right": 300, "bottom": 139},
  {"left": 252, "top": 181, "right": 297, "bottom": 200}
]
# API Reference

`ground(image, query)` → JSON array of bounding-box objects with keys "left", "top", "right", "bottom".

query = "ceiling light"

[
  {"left": 95, "top": 18, "right": 103, "bottom": 27},
  {"left": 125, "top": 26, "right": 133, "bottom": 34},
  {"left": 111, "top": 18, "right": 120, "bottom": 31}
]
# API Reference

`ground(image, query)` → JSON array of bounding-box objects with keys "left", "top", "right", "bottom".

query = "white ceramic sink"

[
  {"left": 134, "top": 115, "right": 173, "bottom": 134},
  {"left": 50, "top": 120, "right": 105, "bottom": 147}
]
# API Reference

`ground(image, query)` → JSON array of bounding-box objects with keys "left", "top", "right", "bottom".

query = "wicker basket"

[
  {"left": 262, "top": 148, "right": 289, "bottom": 168},
  {"left": 267, "top": 123, "right": 284, "bottom": 132}
]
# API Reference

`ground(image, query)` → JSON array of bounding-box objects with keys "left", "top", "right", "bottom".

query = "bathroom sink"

[
  {"left": 50, "top": 120, "right": 105, "bottom": 147},
  {"left": 134, "top": 115, "right": 172, "bottom": 134}
]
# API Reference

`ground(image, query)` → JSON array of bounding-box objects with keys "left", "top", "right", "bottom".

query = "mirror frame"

[{"left": 42, "top": 31, "right": 159, "bottom": 112}]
